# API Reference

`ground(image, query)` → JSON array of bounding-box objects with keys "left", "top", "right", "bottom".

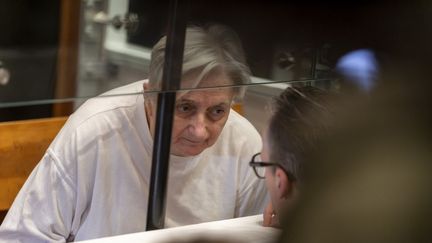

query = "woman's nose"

[{"left": 188, "top": 114, "right": 209, "bottom": 140}]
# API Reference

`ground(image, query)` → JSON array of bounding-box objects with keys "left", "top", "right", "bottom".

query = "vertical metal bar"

[
  {"left": 310, "top": 47, "right": 318, "bottom": 85},
  {"left": 146, "top": 0, "right": 187, "bottom": 231}
]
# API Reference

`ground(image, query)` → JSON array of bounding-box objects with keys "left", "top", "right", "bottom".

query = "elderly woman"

[{"left": 0, "top": 25, "right": 268, "bottom": 241}]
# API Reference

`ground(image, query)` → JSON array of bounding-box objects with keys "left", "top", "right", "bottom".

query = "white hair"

[{"left": 147, "top": 24, "right": 251, "bottom": 100}]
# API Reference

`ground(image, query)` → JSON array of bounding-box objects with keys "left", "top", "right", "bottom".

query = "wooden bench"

[{"left": 0, "top": 117, "right": 67, "bottom": 222}]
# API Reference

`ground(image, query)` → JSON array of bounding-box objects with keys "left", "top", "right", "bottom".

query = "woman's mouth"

[{"left": 180, "top": 137, "right": 204, "bottom": 146}]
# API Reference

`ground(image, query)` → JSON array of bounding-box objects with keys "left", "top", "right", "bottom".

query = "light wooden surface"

[{"left": 0, "top": 117, "right": 67, "bottom": 211}]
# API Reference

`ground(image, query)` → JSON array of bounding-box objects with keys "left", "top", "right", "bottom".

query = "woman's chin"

[{"left": 170, "top": 144, "right": 206, "bottom": 157}]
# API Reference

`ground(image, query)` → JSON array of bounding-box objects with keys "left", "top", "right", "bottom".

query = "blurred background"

[{"left": 5, "top": 0, "right": 426, "bottom": 130}]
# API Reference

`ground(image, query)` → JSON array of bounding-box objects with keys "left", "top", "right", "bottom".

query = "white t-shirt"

[{"left": 0, "top": 81, "right": 268, "bottom": 242}]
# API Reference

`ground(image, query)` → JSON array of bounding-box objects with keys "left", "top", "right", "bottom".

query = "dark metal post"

[{"left": 146, "top": 0, "right": 187, "bottom": 231}]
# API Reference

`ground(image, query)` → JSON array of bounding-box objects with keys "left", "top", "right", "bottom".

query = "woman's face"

[{"left": 146, "top": 70, "right": 234, "bottom": 157}]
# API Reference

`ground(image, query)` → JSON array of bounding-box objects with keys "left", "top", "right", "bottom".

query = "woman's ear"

[
  {"left": 143, "top": 82, "right": 150, "bottom": 91},
  {"left": 143, "top": 83, "right": 154, "bottom": 116},
  {"left": 275, "top": 168, "right": 292, "bottom": 200}
]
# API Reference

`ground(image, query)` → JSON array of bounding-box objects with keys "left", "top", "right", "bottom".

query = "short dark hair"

[{"left": 267, "top": 86, "right": 337, "bottom": 181}]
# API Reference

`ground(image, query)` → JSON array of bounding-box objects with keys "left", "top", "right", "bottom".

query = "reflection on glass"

[
  {"left": 1, "top": 1, "right": 346, "bottom": 114},
  {"left": 0, "top": 0, "right": 60, "bottom": 121},
  {"left": 336, "top": 49, "right": 379, "bottom": 93}
]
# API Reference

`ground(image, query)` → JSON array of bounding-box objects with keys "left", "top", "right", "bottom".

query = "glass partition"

[
  {"left": 1, "top": 0, "right": 412, "bottom": 201},
  {"left": 1, "top": 0, "right": 354, "bottom": 117},
  {"left": 0, "top": 0, "right": 61, "bottom": 121},
  {"left": 0, "top": 0, "right": 432, "bottom": 236},
  {"left": 2, "top": 0, "right": 430, "bottom": 114}
]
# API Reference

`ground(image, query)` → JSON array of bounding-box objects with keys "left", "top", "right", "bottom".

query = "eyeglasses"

[
  {"left": 249, "top": 152, "right": 297, "bottom": 181},
  {"left": 249, "top": 152, "right": 283, "bottom": 179}
]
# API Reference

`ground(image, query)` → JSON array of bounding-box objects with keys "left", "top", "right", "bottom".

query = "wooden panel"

[
  {"left": 53, "top": 0, "right": 81, "bottom": 116},
  {"left": 0, "top": 177, "right": 26, "bottom": 211},
  {"left": 0, "top": 117, "right": 67, "bottom": 211}
]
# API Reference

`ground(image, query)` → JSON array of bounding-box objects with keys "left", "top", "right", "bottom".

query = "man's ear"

[{"left": 275, "top": 168, "right": 293, "bottom": 200}]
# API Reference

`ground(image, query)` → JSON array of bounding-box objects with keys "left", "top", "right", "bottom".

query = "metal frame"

[{"left": 146, "top": 0, "right": 188, "bottom": 230}]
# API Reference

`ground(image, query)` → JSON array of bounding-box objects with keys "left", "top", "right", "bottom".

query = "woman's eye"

[
  {"left": 209, "top": 107, "right": 226, "bottom": 119},
  {"left": 177, "top": 103, "right": 193, "bottom": 113}
]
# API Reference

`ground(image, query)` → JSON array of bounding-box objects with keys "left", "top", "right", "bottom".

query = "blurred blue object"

[{"left": 336, "top": 49, "right": 379, "bottom": 92}]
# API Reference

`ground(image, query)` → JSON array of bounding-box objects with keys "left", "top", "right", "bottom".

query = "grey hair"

[
  {"left": 147, "top": 24, "right": 251, "bottom": 100},
  {"left": 268, "top": 86, "right": 337, "bottom": 182}
]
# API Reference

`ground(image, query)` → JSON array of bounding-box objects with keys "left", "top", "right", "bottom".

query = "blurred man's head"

[
  {"left": 250, "top": 86, "right": 337, "bottom": 225},
  {"left": 278, "top": 80, "right": 432, "bottom": 243}
]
